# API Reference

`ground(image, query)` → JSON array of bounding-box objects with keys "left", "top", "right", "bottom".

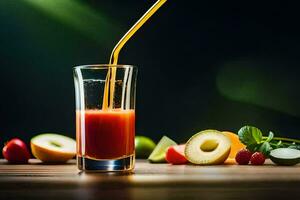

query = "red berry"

[
  {"left": 250, "top": 152, "right": 265, "bottom": 165},
  {"left": 235, "top": 149, "right": 252, "bottom": 165}
]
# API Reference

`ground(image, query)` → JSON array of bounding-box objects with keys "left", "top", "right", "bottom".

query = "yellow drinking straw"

[{"left": 102, "top": 0, "right": 167, "bottom": 110}]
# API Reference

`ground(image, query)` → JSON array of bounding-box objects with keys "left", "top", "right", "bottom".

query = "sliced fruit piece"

[
  {"left": 269, "top": 148, "right": 300, "bottom": 166},
  {"left": 166, "top": 144, "right": 188, "bottom": 165},
  {"left": 148, "top": 136, "right": 177, "bottom": 163},
  {"left": 31, "top": 133, "right": 76, "bottom": 163},
  {"left": 223, "top": 131, "right": 246, "bottom": 160},
  {"left": 185, "top": 130, "right": 231, "bottom": 165},
  {"left": 135, "top": 136, "right": 156, "bottom": 158},
  {"left": 225, "top": 158, "right": 237, "bottom": 165}
]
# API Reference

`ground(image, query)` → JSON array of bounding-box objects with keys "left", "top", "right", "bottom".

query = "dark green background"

[{"left": 0, "top": 0, "right": 300, "bottom": 151}]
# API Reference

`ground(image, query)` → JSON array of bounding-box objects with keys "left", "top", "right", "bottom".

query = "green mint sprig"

[{"left": 238, "top": 125, "right": 300, "bottom": 157}]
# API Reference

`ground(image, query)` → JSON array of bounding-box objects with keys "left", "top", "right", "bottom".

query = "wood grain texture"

[{"left": 0, "top": 159, "right": 300, "bottom": 200}]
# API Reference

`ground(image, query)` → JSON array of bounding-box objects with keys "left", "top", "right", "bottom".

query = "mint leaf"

[
  {"left": 276, "top": 140, "right": 282, "bottom": 146},
  {"left": 238, "top": 126, "right": 263, "bottom": 146},
  {"left": 258, "top": 142, "right": 272, "bottom": 157},
  {"left": 252, "top": 128, "right": 263, "bottom": 143},
  {"left": 265, "top": 131, "right": 274, "bottom": 142},
  {"left": 247, "top": 143, "right": 259, "bottom": 152}
]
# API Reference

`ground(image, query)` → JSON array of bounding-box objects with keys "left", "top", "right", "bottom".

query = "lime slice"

[
  {"left": 135, "top": 136, "right": 156, "bottom": 158},
  {"left": 148, "top": 136, "right": 177, "bottom": 163}
]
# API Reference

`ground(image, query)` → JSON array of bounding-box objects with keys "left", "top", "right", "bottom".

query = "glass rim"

[{"left": 73, "top": 64, "right": 137, "bottom": 70}]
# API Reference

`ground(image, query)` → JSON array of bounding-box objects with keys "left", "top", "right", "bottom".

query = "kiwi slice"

[
  {"left": 148, "top": 136, "right": 177, "bottom": 163},
  {"left": 270, "top": 148, "right": 300, "bottom": 166}
]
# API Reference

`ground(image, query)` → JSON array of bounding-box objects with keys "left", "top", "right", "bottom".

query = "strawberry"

[
  {"left": 235, "top": 149, "right": 252, "bottom": 165},
  {"left": 250, "top": 152, "right": 265, "bottom": 165}
]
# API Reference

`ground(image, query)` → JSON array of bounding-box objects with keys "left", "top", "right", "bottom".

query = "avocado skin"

[{"left": 269, "top": 155, "right": 300, "bottom": 166}]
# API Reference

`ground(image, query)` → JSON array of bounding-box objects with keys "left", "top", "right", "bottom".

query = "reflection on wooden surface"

[{"left": 0, "top": 159, "right": 300, "bottom": 199}]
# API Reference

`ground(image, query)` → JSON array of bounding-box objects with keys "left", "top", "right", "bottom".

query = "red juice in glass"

[
  {"left": 76, "top": 109, "right": 135, "bottom": 160},
  {"left": 74, "top": 65, "right": 137, "bottom": 171}
]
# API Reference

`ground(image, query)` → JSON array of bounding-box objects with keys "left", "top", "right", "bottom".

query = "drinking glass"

[{"left": 73, "top": 65, "right": 137, "bottom": 172}]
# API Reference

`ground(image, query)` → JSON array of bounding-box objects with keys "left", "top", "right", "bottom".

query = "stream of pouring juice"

[
  {"left": 78, "top": 0, "right": 167, "bottom": 161},
  {"left": 102, "top": 0, "right": 167, "bottom": 110}
]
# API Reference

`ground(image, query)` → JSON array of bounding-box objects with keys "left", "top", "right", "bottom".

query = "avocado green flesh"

[
  {"left": 148, "top": 136, "right": 177, "bottom": 163},
  {"left": 270, "top": 148, "right": 300, "bottom": 166}
]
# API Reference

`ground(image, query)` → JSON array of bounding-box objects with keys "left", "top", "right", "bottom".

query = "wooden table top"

[{"left": 1, "top": 159, "right": 300, "bottom": 200}]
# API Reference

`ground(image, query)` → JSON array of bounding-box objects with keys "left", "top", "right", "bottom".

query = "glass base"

[{"left": 77, "top": 155, "right": 135, "bottom": 172}]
